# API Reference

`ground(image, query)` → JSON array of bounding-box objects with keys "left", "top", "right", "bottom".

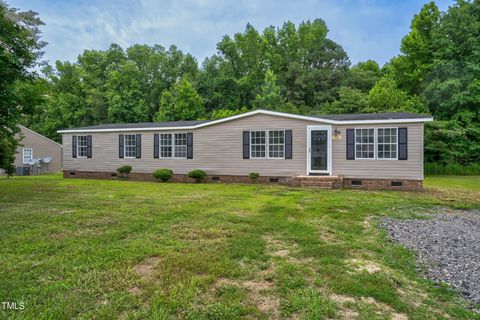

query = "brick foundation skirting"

[
  {"left": 342, "top": 178, "right": 422, "bottom": 191},
  {"left": 63, "top": 170, "right": 422, "bottom": 190},
  {"left": 63, "top": 170, "right": 294, "bottom": 185}
]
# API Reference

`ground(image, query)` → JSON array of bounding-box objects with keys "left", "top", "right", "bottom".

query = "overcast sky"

[{"left": 9, "top": 0, "right": 453, "bottom": 67}]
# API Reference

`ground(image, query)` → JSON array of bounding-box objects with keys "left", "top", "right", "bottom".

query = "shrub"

[
  {"left": 249, "top": 172, "right": 260, "bottom": 183},
  {"left": 153, "top": 168, "right": 173, "bottom": 182},
  {"left": 188, "top": 169, "right": 207, "bottom": 182},
  {"left": 117, "top": 165, "right": 132, "bottom": 174},
  {"left": 424, "top": 162, "right": 480, "bottom": 175}
]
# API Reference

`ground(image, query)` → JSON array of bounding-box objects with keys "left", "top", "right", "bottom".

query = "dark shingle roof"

[
  {"left": 60, "top": 111, "right": 432, "bottom": 132},
  {"left": 67, "top": 119, "right": 211, "bottom": 130},
  {"left": 311, "top": 112, "right": 432, "bottom": 121}
]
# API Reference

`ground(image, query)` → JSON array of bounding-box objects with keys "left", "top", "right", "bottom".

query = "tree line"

[{"left": 1, "top": 1, "right": 479, "bottom": 174}]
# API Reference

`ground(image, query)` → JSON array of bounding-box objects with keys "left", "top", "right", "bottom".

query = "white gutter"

[{"left": 57, "top": 109, "right": 434, "bottom": 134}]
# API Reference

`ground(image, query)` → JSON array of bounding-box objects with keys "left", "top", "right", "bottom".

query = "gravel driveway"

[{"left": 381, "top": 210, "right": 480, "bottom": 306}]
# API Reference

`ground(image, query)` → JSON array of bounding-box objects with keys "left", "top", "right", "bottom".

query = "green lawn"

[
  {"left": 1, "top": 174, "right": 479, "bottom": 319},
  {"left": 425, "top": 175, "right": 480, "bottom": 192}
]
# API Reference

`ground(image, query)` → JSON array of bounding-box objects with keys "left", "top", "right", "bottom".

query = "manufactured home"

[{"left": 57, "top": 110, "right": 433, "bottom": 190}]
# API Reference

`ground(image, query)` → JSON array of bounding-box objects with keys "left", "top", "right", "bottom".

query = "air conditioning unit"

[{"left": 15, "top": 166, "right": 30, "bottom": 176}]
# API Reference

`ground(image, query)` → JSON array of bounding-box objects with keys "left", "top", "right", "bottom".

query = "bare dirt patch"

[
  {"left": 263, "top": 235, "right": 301, "bottom": 262},
  {"left": 330, "top": 293, "right": 356, "bottom": 304},
  {"left": 128, "top": 286, "right": 141, "bottom": 295},
  {"left": 212, "top": 278, "right": 279, "bottom": 319},
  {"left": 271, "top": 249, "right": 290, "bottom": 258},
  {"left": 349, "top": 259, "right": 382, "bottom": 274},
  {"left": 171, "top": 223, "right": 233, "bottom": 241},
  {"left": 211, "top": 277, "right": 238, "bottom": 291},
  {"left": 133, "top": 256, "right": 160, "bottom": 281},
  {"left": 392, "top": 313, "right": 408, "bottom": 320},
  {"left": 340, "top": 308, "right": 359, "bottom": 319}
]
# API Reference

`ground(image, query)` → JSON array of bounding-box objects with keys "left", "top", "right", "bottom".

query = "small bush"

[
  {"left": 117, "top": 165, "right": 132, "bottom": 174},
  {"left": 153, "top": 168, "right": 173, "bottom": 182},
  {"left": 188, "top": 169, "right": 207, "bottom": 182},
  {"left": 424, "top": 162, "right": 480, "bottom": 175},
  {"left": 249, "top": 172, "right": 260, "bottom": 183}
]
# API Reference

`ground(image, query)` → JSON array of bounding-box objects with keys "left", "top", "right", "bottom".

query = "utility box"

[{"left": 15, "top": 166, "right": 30, "bottom": 176}]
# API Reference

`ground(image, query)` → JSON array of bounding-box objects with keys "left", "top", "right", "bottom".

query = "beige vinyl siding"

[
  {"left": 332, "top": 123, "right": 423, "bottom": 180},
  {"left": 62, "top": 113, "right": 425, "bottom": 180},
  {"left": 15, "top": 126, "right": 62, "bottom": 172},
  {"left": 63, "top": 114, "right": 317, "bottom": 176}
]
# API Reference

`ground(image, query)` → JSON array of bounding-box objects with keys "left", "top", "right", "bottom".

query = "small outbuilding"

[{"left": 14, "top": 125, "right": 62, "bottom": 175}]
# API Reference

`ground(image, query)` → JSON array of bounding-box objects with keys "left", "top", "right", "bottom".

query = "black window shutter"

[
  {"left": 72, "top": 136, "right": 77, "bottom": 158},
  {"left": 86, "top": 135, "right": 92, "bottom": 158},
  {"left": 135, "top": 134, "right": 141, "bottom": 158},
  {"left": 119, "top": 134, "right": 124, "bottom": 158},
  {"left": 285, "top": 130, "right": 293, "bottom": 159},
  {"left": 153, "top": 134, "right": 159, "bottom": 159},
  {"left": 187, "top": 133, "right": 193, "bottom": 159},
  {"left": 346, "top": 129, "right": 355, "bottom": 160},
  {"left": 243, "top": 131, "right": 250, "bottom": 159},
  {"left": 398, "top": 127, "right": 408, "bottom": 160}
]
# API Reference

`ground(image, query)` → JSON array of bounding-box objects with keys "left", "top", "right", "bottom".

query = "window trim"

[
  {"left": 376, "top": 127, "right": 398, "bottom": 161},
  {"left": 353, "top": 127, "right": 400, "bottom": 160},
  {"left": 249, "top": 129, "right": 286, "bottom": 160},
  {"left": 76, "top": 135, "right": 88, "bottom": 159},
  {"left": 22, "top": 148, "right": 33, "bottom": 164},
  {"left": 354, "top": 128, "right": 376, "bottom": 160},
  {"left": 173, "top": 132, "right": 187, "bottom": 159},
  {"left": 124, "top": 134, "right": 137, "bottom": 159},
  {"left": 159, "top": 132, "right": 188, "bottom": 159},
  {"left": 159, "top": 133, "right": 172, "bottom": 159},
  {"left": 249, "top": 130, "right": 267, "bottom": 159}
]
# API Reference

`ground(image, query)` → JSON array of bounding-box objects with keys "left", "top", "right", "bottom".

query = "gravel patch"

[{"left": 381, "top": 210, "right": 480, "bottom": 306}]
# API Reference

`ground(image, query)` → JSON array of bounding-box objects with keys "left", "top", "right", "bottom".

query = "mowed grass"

[
  {"left": 0, "top": 174, "right": 479, "bottom": 319},
  {"left": 425, "top": 175, "right": 480, "bottom": 192}
]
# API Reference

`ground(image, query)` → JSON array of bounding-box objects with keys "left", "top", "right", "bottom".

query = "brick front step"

[{"left": 293, "top": 175, "right": 343, "bottom": 189}]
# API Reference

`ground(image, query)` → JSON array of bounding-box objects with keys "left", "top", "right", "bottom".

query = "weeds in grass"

[{"left": 0, "top": 174, "right": 479, "bottom": 319}]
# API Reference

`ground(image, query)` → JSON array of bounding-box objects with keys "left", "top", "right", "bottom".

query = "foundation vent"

[{"left": 351, "top": 180, "right": 362, "bottom": 186}]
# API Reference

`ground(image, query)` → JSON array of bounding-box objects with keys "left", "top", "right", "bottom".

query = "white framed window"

[
  {"left": 159, "top": 133, "right": 187, "bottom": 159},
  {"left": 160, "top": 134, "right": 172, "bottom": 158},
  {"left": 77, "top": 135, "right": 88, "bottom": 158},
  {"left": 124, "top": 134, "right": 137, "bottom": 158},
  {"left": 22, "top": 148, "right": 32, "bottom": 164},
  {"left": 377, "top": 128, "right": 398, "bottom": 159},
  {"left": 250, "top": 130, "right": 285, "bottom": 159},
  {"left": 268, "top": 130, "right": 285, "bottom": 158},
  {"left": 355, "top": 128, "right": 375, "bottom": 159},
  {"left": 174, "top": 133, "right": 187, "bottom": 158},
  {"left": 250, "top": 131, "right": 266, "bottom": 158}
]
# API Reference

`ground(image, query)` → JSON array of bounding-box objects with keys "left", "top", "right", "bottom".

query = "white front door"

[{"left": 307, "top": 126, "right": 332, "bottom": 175}]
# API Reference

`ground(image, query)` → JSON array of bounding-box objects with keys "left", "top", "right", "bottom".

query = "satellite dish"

[
  {"left": 28, "top": 159, "right": 37, "bottom": 166},
  {"left": 43, "top": 157, "right": 52, "bottom": 164}
]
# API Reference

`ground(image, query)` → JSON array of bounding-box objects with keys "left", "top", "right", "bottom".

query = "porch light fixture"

[{"left": 333, "top": 128, "right": 342, "bottom": 140}]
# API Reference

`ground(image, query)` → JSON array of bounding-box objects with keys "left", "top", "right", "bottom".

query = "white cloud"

[{"left": 9, "top": 0, "right": 456, "bottom": 66}]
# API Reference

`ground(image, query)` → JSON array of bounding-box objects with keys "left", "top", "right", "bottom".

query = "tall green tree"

[
  {"left": 202, "top": 19, "right": 350, "bottom": 113},
  {"left": 36, "top": 43, "right": 199, "bottom": 140},
  {"left": 388, "top": 0, "right": 480, "bottom": 165},
  {"left": 0, "top": 2, "right": 45, "bottom": 175},
  {"left": 343, "top": 60, "right": 382, "bottom": 93},
  {"left": 389, "top": 1, "right": 440, "bottom": 95},
  {"left": 367, "top": 77, "right": 427, "bottom": 113},
  {"left": 320, "top": 87, "right": 369, "bottom": 114},
  {"left": 155, "top": 78, "right": 205, "bottom": 121},
  {"left": 253, "top": 69, "right": 298, "bottom": 113}
]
